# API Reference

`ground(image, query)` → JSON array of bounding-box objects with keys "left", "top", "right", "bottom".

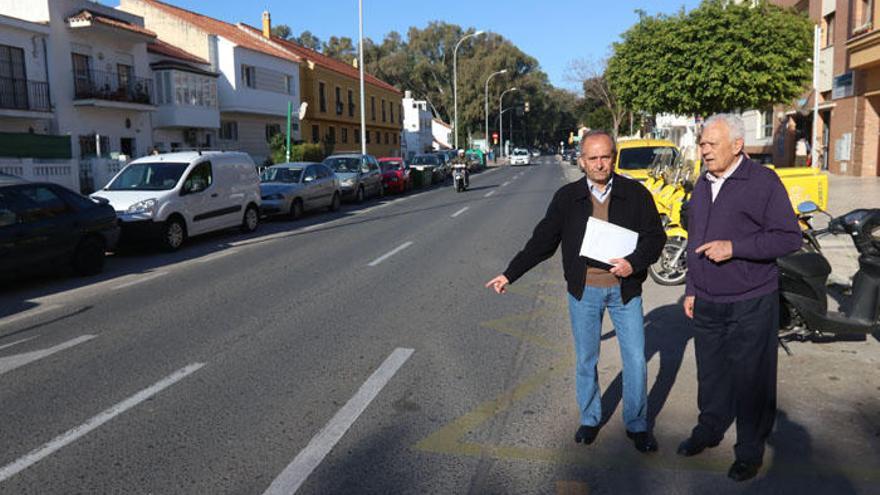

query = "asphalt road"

[{"left": 1, "top": 157, "right": 878, "bottom": 494}]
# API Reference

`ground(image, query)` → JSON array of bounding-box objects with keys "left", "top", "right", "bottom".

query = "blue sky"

[{"left": 154, "top": 0, "right": 701, "bottom": 89}]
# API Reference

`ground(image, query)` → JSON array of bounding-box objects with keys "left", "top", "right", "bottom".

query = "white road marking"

[
  {"left": 451, "top": 207, "right": 469, "bottom": 218},
  {"left": 368, "top": 242, "right": 413, "bottom": 267},
  {"left": 112, "top": 271, "right": 167, "bottom": 290},
  {"left": 263, "top": 348, "right": 414, "bottom": 495},
  {"left": 0, "top": 336, "right": 38, "bottom": 352},
  {"left": 0, "top": 334, "right": 96, "bottom": 377},
  {"left": 193, "top": 249, "right": 239, "bottom": 264},
  {"left": 501, "top": 181, "right": 510, "bottom": 187},
  {"left": 484, "top": 190, "right": 496, "bottom": 198},
  {"left": 0, "top": 304, "right": 63, "bottom": 328},
  {"left": 0, "top": 362, "right": 204, "bottom": 483}
]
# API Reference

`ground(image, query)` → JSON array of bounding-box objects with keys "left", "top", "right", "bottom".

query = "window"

[
  {"left": 342, "top": 127, "right": 349, "bottom": 144},
  {"left": 385, "top": 132, "right": 389, "bottom": 145},
  {"left": 117, "top": 63, "right": 133, "bottom": 91},
  {"left": 390, "top": 103, "right": 394, "bottom": 123},
  {"left": 355, "top": 128, "right": 360, "bottom": 144},
  {"left": 219, "top": 121, "right": 238, "bottom": 141},
  {"left": 71, "top": 52, "right": 92, "bottom": 97},
  {"left": 366, "top": 130, "right": 370, "bottom": 144},
  {"left": 335, "top": 86, "right": 343, "bottom": 115},
  {"left": 348, "top": 89, "right": 355, "bottom": 116},
  {"left": 0, "top": 44, "right": 27, "bottom": 109},
  {"left": 183, "top": 161, "right": 213, "bottom": 194},
  {"left": 312, "top": 124, "right": 320, "bottom": 144},
  {"left": 120, "top": 137, "right": 135, "bottom": 158},
  {"left": 762, "top": 110, "right": 773, "bottom": 139},
  {"left": 266, "top": 123, "right": 281, "bottom": 142},
  {"left": 241, "top": 65, "right": 256, "bottom": 88},
  {"left": 382, "top": 99, "right": 386, "bottom": 122},
  {"left": 285, "top": 75, "right": 295, "bottom": 95},
  {"left": 824, "top": 13, "right": 835, "bottom": 48},
  {"left": 370, "top": 96, "right": 376, "bottom": 121},
  {"left": 376, "top": 130, "right": 381, "bottom": 144},
  {"left": 78, "top": 135, "right": 110, "bottom": 158},
  {"left": 303, "top": 165, "right": 318, "bottom": 182},
  {"left": 859, "top": 0, "right": 872, "bottom": 27},
  {"left": 319, "top": 82, "right": 326, "bottom": 112},
  {"left": 327, "top": 126, "right": 336, "bottom": 145},
  {"left": 14, "top": 186, "right": 69, "bottom": 223}
]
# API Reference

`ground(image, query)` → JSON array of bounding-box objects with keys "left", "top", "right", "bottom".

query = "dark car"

[
  {"left": 0, "top": 176, "right": 119, "bottom": 278},
  {"left": 410, "top": 154, "right": 443, "bottom": 183}
]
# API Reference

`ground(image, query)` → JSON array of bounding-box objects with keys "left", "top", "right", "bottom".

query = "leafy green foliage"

[
  {"left": 269, "top": 134, "right": 324, "bottom": 164},
  {"left": 271, "top": 24, "right": 292, "bottom": 40},
  {"left": 295, "top": 30, "right": 323, "bottom": 51},
  {"left": 606, "top": 0, "right": 812, "bottom": 116}
]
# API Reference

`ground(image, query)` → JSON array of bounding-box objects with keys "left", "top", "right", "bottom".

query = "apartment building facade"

[{"left": 401, "top": 90, "right": 432, "bottom": 160}]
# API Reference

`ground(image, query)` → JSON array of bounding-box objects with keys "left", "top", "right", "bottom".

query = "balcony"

[
  {"left": 0, "top": 77, "right": 53, "bottom": 118},
  {"left": 72, "top": 69, "right": 156, "bottom": 110},
  {"left": 847, "top": 28, "right": 880, "bottom": 69}
]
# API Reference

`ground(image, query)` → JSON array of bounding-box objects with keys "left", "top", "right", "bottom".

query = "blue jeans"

[{"left": 568, "top": 285, "right": 648, "bottom": 432}]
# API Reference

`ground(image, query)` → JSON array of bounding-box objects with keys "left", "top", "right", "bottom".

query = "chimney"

[{"left": 262, "top": 11, "right": 271, "bottom": 38}]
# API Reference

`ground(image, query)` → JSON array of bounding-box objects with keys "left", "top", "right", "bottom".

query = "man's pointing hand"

[{"left": 485, "top": 275, "right": 510, "bottom": 294}]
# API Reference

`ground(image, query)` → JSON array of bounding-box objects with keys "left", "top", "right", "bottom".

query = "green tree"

[
  {"left": 271, "top": 24, "right": 292, "bottom": 40},
  {"left": 323, "top": 36, "right": 357, "bottom": 64},
  {"left": 295, "top": 31, "right": 323, "bottom": 52},
  {"left": 606, "top": 0, "right": 812, "bottom": 116}
]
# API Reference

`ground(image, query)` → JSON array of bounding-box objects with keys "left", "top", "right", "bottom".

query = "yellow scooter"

[{"left": 648, "top": 154, "right": 695, "bottom": 286}]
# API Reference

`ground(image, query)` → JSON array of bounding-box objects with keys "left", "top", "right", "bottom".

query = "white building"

[
  {"left": 432, "top": 118, "right": 452, "bottom": 151},
  {"left": 401, "top": 90, "right": 431, "bottom": 160},
  {"left": 0, "top": 0, "right": 159, "bottom": 192},
  {"left": 119, "top": 0, "right": 302, "bottom": 166},
  {"left": 654, "top": 113, "right": 698, "bottom": 160}
]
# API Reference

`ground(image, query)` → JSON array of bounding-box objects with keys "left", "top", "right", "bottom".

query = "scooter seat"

[{"left": 778, "top": 251, "right": 831, "bottom": 279}]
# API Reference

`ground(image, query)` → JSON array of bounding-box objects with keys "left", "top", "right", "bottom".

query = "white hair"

[{"left": 704, "top": 113, "right": 745, "bottom": 143}]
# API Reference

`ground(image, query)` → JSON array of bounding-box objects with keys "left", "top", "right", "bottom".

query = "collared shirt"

[
  {"left": 586, "top": 176, "right": 613, "bottom": 203},
  {"left": 705, "top": 155, "right": 743, "bottom": 202}
]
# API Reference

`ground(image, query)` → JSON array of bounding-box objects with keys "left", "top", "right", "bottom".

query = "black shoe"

[
  {"left": 676, "top": 436, "right": 721, "bottom": 457},
  {"left": 574, "top": 425, "right": 600, "bottom": 445},
  {"left": 727, "top": 460, "right": 761, "bottom": 482},
  {"left": 626, "top": 430, "right": 659, "bottom": 453}
]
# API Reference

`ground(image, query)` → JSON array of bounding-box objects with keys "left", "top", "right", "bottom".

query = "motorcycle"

[
  {"left": 648, "top": 155, "right": 694, "bottom": 286},
  {"left": 779, "top": 201, "right": 880, "bottom": 345},
  {"left": 452, "top": 164, "right": 468, "bottom": 192}
]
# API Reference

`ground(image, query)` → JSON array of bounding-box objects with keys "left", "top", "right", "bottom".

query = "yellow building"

[{"left": 247, "top": 16, "right": 403, "bottom": 158}]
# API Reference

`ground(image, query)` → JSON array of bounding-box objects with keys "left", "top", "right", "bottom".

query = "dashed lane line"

[
  {"left": 368, "top": 241, "right": 414, "bottom": 267},
  {"left": 451, "top": 207, "right": 469, "bottom": 218},
  {"left": 111, "top": 271, "right": 167, "bottom": 290},
  {"left": 0, "top": 336, "right": 38, "bottom": 352},
  {"left": 0, "top": 334, "right": 96, "bottom": 377},
  {"left": 0, "top": 362, "right": 204, "bottom": 483},
  {"left": 484, "top": 191, "right": 496, "bottom": 198},
  {"left": 263, "top": 348, "right": 414, "bottom": 495}
]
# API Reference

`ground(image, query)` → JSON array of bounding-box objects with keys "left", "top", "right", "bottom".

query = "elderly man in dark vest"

[
  {"left": 678, "top": 113, "right": 801, "bottom": 481},
  {"left": 486, "top": 130, "right": 665, "bottom": 452}
]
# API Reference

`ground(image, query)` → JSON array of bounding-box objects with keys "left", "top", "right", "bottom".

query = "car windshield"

[
  {"left": 380, "top": 162, "right": 402, "bottom": 172},
  {"left": 325, "top": 157, "right": 361, "bottom": 173},
  {"left": 618, "top": 147, "right": 677, "bottom": 170},
  {"left": 514, "top": 149, "right": 528, "bottom": 156},
  {"left": 106, "top": 162, "right": 188, "bottom": 191},
  {"left": 411, "top": 155, "right": 438, "bottom": 165},
  {"left": 261, "top": 168, "right": 302, "bottom": 183}
]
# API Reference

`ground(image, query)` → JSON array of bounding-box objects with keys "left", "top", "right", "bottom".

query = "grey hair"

[
  {"left": 704, "top": 113, "right": 745, "bottom": 143},
  {"left": 580, "top": 129, "right": 617, "bottom": 155}
]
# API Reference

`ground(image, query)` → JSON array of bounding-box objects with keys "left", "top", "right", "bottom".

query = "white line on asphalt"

[
  {"left": 0, "top": 304, "right": 63, "bottom": 328},
  {"left": 451, "top": 206, "right": 469, "bottom": 218},
  {"left": 368, "top": 241, "right": 413, "bottom": 267},
  {"left": 0, "top": 334, "right": 96, "bottom": 377},
  {"left": 501, "top": 181, "right": 510, "bottom": 187},
  {"left": 484, "top": 190, "right": 495, "bottom": 198},
  {"left": 262, "top": 348, "right": 414, "bottom": 495},
  {"left": 112, "top": 271, "right": 167, "bottom": 290},
  {"left": 0, "top": 336, "right": 38, "bottom": 352},
  {"left": 193, "top": 249, "right": 239, "bottom": 264},
  {"left": 0, "top": 362, "right": 204, "bottom": 483}
]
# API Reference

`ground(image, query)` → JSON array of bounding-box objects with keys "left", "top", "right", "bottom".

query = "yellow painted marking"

[{"left": 556, "top": 481, "right": 589, "bottom": 495}]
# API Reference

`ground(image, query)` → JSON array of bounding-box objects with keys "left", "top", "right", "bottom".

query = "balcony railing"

[
  {"left": 72, "top": 69, "right": 154, "bottom": 105},
  {"left": 0, "top": 77, "right": 51, "bottom": 112}
]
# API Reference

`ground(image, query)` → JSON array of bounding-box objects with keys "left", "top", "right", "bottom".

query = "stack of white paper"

[{"left": 579, "top": 217, "right": 638, "bottom": 264}]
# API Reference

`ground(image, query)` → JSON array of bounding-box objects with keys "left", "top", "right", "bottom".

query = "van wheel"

[
  {"left": 241, "top": 204, "right": 259, "bottom": 232},
  {"left": 161, "top": 217, "right": 186, "bottom": 251},
  {"left": 355, "top": 186, "right": 365, "bottom": 203},
  {"left": 289, "top": 199, "right": 304, "bottom": 220},
  {"left": 72, "top": 235, "right": 105, "bottom": 275},
  {"left": 328, "top": 192, "right": 341, "bottom": 212}
]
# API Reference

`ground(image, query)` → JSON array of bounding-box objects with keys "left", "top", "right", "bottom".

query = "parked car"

[
  {"left": 260, "top": 162, "right": 341, "bottom": 219},
  {"left": 511, "top": 148, "right": 531, "bottom": 166},
  {"left": 0, "top": 175, "right": 119, "bottom": 277},
  {"left": 91, "top": 151, "right": 261, "bottom": 251},
  {"left": 530, "top": 149, "right": 541, "bottom": 158},
  {"left": 323, "top": 154, "right": 383, "bottom": 203},
  {"left": 614, "top": 139, "right": 678, "bottom": 182},
  {"left": 410, "top": 154, "right": 443, "bottom": 183},
  {"left": 378, "top": 157, "right": 411, "bottom": 194},
  {"left": 433, "top": 151, "right": 452, "bottom": 180}
]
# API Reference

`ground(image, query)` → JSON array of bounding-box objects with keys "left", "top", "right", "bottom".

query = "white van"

[{"left": 92, "top": 151, "right": 261, "bottom": 250}]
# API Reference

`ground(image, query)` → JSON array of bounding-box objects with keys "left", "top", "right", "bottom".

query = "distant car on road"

[
  {"left": 323, "top": 154, "right": 383, "bottom": 203},
  {"left": 1, "top": 175, "right": 119, "bottom": 277},
  {"left": 410, "top": 154, "right": 443, "bottom": 183},
  {"left": 510, "top": 148, "right": 531, "bottom": 166},
  {"left": 260, "top": 162, "right": 341, "bottom": 219},
  {"left": 378, "top": 157, "right": 411, "bottom": 194}
]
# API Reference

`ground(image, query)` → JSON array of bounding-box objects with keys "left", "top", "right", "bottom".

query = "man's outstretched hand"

[{"left": 485, "top": 275, "right": 510, "bottom": 294}]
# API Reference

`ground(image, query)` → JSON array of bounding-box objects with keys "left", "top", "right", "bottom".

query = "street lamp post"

[
  {"left": 484, "top": 69, "right": 507, "bottom": 153},
  {"left": 358, "top": 0, "right": 367, "bottom": 155},
  {"left": 453, "top": 30, "right": 485, "bottom": 150},
  {"left": 499, "top": 87, "right": 518, "bottom": 158}
]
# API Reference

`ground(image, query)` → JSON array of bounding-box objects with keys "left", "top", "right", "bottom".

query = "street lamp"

[
  {"left": 484, "top": 69, "right": 507, "bottom": 153},
  {"left": 499, "top": 87, "right": 518, "bottom": 157},
  {"left": 453, "top": 30, "right": 485, "bottom": 150},
  {"left": 357, "top": 0, "right": 367, "bottom": 155}
]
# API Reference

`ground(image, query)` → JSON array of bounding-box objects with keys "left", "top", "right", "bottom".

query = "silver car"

[
  {"left": 260, "top": 162, "right": 341, "bottom": 219},
  {"left": 323, "top": 154, "right": 383, "bottom": 203}
]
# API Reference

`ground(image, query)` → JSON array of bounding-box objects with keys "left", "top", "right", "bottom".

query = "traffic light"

[
  {"left": 524, "top": 101, "right": 529, "bottom": 113},
  {"left": 492, "top": 132, "right": 499, "bottom": 145}
]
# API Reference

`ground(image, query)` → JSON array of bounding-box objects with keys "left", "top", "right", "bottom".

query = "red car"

[{"left": 378, "top": 157, "right": 411, "bottom": 194}]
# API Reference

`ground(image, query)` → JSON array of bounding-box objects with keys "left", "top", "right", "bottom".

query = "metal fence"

[
  {"left": 72, "top": 69, "right": 154, "bottom": 105},
  {"left": 0, "top": 77, "right": 51, "bottom": 111}
]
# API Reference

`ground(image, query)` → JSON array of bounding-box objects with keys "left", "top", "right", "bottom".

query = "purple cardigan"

[{"left": 685, "top": 158, "right": 802, "bottom": 303}]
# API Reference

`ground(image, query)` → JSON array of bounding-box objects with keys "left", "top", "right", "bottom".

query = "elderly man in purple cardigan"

[{"left": 678, "top": 114, "right": 802, "bottom": 482}]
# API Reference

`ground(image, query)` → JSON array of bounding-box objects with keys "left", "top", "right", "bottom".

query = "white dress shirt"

[
  {"left": 706, "top": 156, "right": 743, "bottom": 202},
  {"left": 586, "top": 177, "right": 613, "bottom": 203}
]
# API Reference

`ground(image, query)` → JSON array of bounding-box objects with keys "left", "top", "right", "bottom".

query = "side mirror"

[
  {"left": 797, "top": 201, "right": 819, "bottom": 214},
  {"left": 304, "top": 176, "right": 315, "bottom": 183}
]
